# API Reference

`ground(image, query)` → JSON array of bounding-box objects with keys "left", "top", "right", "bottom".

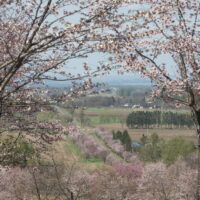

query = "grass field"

[
  {"left": 63, "top": 106, "right": 196, "bottom": 143},
  {"left": 84, "top": 107, "right": 189, "bottom": 115},
  {"left": 85, "top": 107, "right": 133, "bottom": 114},
  {"left": 53, "top": 136, "right": 108, "bottom": 172},
  {"left": 37, "top": 107, "right": 109, "bottom": 171}
]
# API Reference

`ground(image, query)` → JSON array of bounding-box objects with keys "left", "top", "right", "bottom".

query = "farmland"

[
  {"left": 2, "top": 104, "right": 197, "bottom": 200},
  {"left": 96, "top": 124, "right": 196, "bottom": 142},
  {"left": 73, "top": 107, "right": 196, "bottom": 142}
]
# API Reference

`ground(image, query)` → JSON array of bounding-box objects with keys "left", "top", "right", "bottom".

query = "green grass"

[
  {"left": 37, "top": 106, "right": 73, "bottom": 126},
  {"left": 84, "top": 157, "right": 103, "bottom": 163},
  {"left": 37, "top": 111, "right": 58, "bottom": 122},
  {"left": 65, "top": 136, "right": 83, "bottom": 159},
  {"left": 88, "top": 116, "right": 124, "bottom": 125},
  {"left": 85, "top": 107, "right": 132, "bottom": 114}
]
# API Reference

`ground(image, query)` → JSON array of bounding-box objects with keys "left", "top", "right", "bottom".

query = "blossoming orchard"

[{"left": 0, "top": 0, "right": 200, "bottom": 199}]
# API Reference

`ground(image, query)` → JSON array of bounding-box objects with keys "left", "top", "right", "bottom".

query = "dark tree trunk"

[
  {"left": 198, "top": 133, "right": 200, "bottom": 200},
  {"left": 193, "top": 109, "right": 200, "bottom": 200}
]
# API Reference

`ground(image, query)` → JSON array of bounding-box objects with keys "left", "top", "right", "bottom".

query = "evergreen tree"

[{"left": 113, "top": 130, "right": 132, "bottom": 152}]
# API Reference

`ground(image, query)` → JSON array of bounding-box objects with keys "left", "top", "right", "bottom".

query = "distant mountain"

[{"left": 45, "top": 73, "right": 151, "bottom": 88}]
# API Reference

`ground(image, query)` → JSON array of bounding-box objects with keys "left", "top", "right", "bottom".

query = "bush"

[
  {"left": 138, "top": 134, "right": 196, "bottom": 165},
  {"left": 162, "top": 137, "right": 196, "bottom": 165}
]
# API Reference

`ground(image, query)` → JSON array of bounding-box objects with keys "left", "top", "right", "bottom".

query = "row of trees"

[
  {"left": 67, "top": 124, "right": 121, "bottom": 165},
  {"left": 116, "top": 87, "right": 150, "bottom": 98},
  {"left": 127, "top": 111, "right": 193, "bottom": 129},
  {"left": 112, "top": 130, "right": 132, "bottom": 152},
  {"left": 93, "top": 128, "right": 137, "bottom": 163}
]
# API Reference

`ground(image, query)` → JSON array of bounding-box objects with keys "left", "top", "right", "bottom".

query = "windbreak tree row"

[{"left": 127, "top": 111, "right": 193, "bottom": 129}]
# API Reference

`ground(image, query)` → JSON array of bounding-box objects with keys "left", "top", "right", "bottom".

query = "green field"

[
  {"left": 85, "top": 107, "right": 133, "bottom": 114},
  {"left": 84, "top": 107, "right": 188, "bottom": 114},
  {"left": 75, "top": 107, "right": 189, "bottom": 125}
]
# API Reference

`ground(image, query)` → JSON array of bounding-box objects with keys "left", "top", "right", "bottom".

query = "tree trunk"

[
  {"left": 194, "top": 110, "right": 200, "bottom": 200},
  {"left": 198, "top": 133, "right": 200, "bottom": 200}
]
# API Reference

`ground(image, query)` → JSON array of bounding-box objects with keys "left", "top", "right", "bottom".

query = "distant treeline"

[
  {"left": 126, "top": 111, "right": 193, "bottom": 129},
  {"left": 64, "top": 87, "right": 177, "bottom": 109},
  {"left": 116, "top": 86, "right": 150, "bottom": 97},
  {"left": 66, "top": 95, "right": 151, "bottom": 108}
]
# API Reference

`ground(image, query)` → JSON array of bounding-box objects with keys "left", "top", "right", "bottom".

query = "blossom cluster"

[{"left": 67, "top": 124, "right": 120, "bottom": 164}]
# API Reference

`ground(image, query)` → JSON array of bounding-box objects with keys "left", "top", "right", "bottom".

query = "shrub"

[
  {"left": 138, "top": 133, "right": 164, "bottom": 162},
  {"left": 138, "top": 134, "right": 196, "bottom": 165},
  {"left": 161, "top": 137, "right": 196, "bottom": 165}
]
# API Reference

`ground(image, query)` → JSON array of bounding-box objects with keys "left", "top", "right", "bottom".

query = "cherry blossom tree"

[
  {"left": 93, "top": 129, "right": 126, "bottom": 157},
  {"left": 0, "top": 0, "right": 117, "bottom": 104},
  {"left": 89, "top": 0, "right": 200, "bottom": 196},
  {"left": 0, "top": 167, "right": 33, "bottom": 200},
  {"left": 0, "top": 0, "right": 121, "bottom": 119},
  {"left": 114, "top": 163, "right": 142, "bottom": 181},
  {"left": 0, "top": 0, "right": 120, "bottom": 165},
  {"left": 67, "top": 124, "right": 111, "bottom": 162},
  {"left": 139, "top": 161, "right": 197, "bottom": 200}
]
